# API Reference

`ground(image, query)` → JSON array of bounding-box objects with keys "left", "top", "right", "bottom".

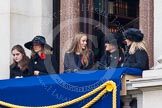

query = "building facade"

[{"left": 0, "top": 0, "right": 159, "bottom": 79}]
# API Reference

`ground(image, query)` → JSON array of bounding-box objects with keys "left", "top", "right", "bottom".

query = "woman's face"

[
  {"left": 125, "top": 39, "right": 133, "bottom": 46},
  {"left": 33, "top": 43, "right": 42, "bottom": 53},
  {"left": 79, "top": 35, "right": 87, "bottom": 50},
  {"left": 12, "top": 49, "right": 23, "bottom": 63}
]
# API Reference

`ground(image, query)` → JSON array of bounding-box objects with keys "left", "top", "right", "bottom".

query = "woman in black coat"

[
  {"left": 64, "top": 33, "right": 94, "bottom": 73},
  {"left": 98, "top": 33, "right": 124, "bottom": 69},
  {"left": 122, "top": 28, "right": 149, "bottom": 70},
  {"left": 10, "top": 45, "right": 30, "bottom": 78},
  {"left": 24, "top": 35, "right": 58, "bottom": 76}
]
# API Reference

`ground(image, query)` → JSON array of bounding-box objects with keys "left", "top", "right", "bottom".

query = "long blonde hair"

[
  {"left": 129, "top": 41, "right": 148, "bottom": 54},
  {"left": 31, "top": 45, "right": 45, "bottom": 58},
  {"left": 66, "top": 32, "right": 92, "bottom": 67}
]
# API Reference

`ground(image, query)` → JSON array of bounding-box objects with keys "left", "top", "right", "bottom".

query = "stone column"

[
  {"left": 140, "top": 0, "right": 154, "bottom": 67},
  {"left": 154, "top": 0, "right": 162, "bottom": 66},
  {"left": 136, "top": 93, "right": 143, "bottom": 108},
  {"left": 0, "top": 0, "right": 10, "bottom": 79},
  {"left": 11, "top": 0, "right": 53, "bottom": 56},
  {"left": 42, "top": 0, "right": 53, "bottom": 47},
  {"left": 60, "top": 0, "right": 80, "bottom": 73}
]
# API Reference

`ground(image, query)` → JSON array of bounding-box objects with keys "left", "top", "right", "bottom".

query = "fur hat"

[
  {"left": 123, "top": 28, "right": 144, "bottom": 42},
  {"left": 24, "top": 35, "right": 53, "bottom": 50}
]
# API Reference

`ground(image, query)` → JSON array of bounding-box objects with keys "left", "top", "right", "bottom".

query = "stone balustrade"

[{"left": 121, "top": 69, "right": 162, "bottom": 108}]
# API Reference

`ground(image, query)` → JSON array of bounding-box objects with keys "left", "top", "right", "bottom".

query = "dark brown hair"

[{"left": 11, "top": 45, "right": 30, "bottom": 71}]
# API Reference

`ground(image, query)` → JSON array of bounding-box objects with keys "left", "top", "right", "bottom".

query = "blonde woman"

[
  {"left": 24, "top": 36, "right": 58, "bottom": 76},
  {"left": 64, "top": 33, "right": 94, "bottom": 73},
  {"left": 122, "top": 28, "right": 149, "bottom": 70}
]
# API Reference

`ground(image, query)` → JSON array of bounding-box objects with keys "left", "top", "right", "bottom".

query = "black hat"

[
  {"left": 123, "top": 28, "right": 144, "bottom": 42},
  {"left": 105, "top": 33, "right": 124, "bottom": 48},
  {"left": 24, "top": 36, "right": 53, "bottom": 50}
]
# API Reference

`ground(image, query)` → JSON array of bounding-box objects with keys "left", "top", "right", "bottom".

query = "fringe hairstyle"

[
  {"left": 11, "top": 45, "right": 30, "bottom": 71},
  {"left": 31, "top": 44, "right": 45, "bottom": 58},
  {"left": 129, "top": 41, "right": 148, "bottom": 54},
  {"left": 66, "top": 32, "right": 92, "bottom": 67}
]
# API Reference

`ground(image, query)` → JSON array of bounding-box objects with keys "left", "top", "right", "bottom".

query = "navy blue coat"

[
  {"left": 122, "top": 47, "right": 149, "bottom": 70},
  {"left": 28, "top": 53, "right": 58, "bottom": 76},
  {"left": 64, "top": 51, "right": 94, "bottom": 73}
]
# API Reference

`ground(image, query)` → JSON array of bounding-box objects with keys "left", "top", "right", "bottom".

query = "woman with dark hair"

[
  {"left": 122, "top": 28, "right": 149, "bottom": 70},
  {"left": 64, "top": 32, "right": 94, "bottom": 73},
  {"left": 98, "top": 33, "right": 124, "bottom": 69},
  {"left": 24, "top": 35, "right": 58, "bottom": 76},
  {"left": 10, "top": 44, "right": 30, "bottom": 78}
]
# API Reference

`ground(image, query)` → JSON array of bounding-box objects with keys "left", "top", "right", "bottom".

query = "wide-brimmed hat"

[
  {"left": 24, "top": 35, "right": 53, "bottom": 50},
  {"left": 123, "top": 28, "right": 144, "bottom": 42},
  {"left": 105, "top": 32, "right": 125, "bottom": 48}
]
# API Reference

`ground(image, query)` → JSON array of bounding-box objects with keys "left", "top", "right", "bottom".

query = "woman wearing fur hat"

[
  {"left": 64, "top": 33, "right": 94, "bottom": 73},
  {"left": 98, "top": 33, "right": 125, "bottom": 69},
  {"left": 122, "top": 28, "right": 149, "bottom": 70},
  {"left": 24, "top": 36, "right": 58, "bottom": 76}
]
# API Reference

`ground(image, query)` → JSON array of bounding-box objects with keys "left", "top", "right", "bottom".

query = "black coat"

[
  {"left": 10, "top": 64, "right": 29, "bottom": 78},
  {"left": 122, "top": 47, "right": 149, "bottom": 70},
  {"left": 64, "top": 51, "right": 94, "bottom": 73},
  {"left": 28, "top": 53, "right": 58, "bottom": 76},
  {"left": 98, "top": 49, "right": 124, "bottom": 69}
]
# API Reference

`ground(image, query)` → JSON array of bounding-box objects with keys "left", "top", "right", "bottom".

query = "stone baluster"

[{"left": 121, "top": 95, "right": 132, "bottom": 108}]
